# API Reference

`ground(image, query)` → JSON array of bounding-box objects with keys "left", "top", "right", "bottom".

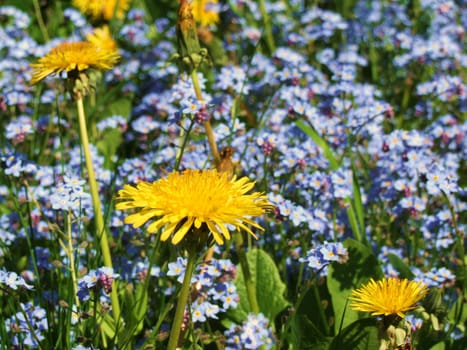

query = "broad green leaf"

[
  {"left": 97, "top": 128, "right": 123, "bottom": 166},
  {"left": 327, "top": 238, "right": 383, "bottom": 332},
  {"left": 228, "top": 249, "right": 289, "bottom": 323},
  {"left": 100, "top": 98, "right": 132, "bottom": 119},
  {"left": 428, "top": 341, "right": 446, "bottom": 350},
  {"left": 329, "top": 317, "right": 379, "bottom": 350}
]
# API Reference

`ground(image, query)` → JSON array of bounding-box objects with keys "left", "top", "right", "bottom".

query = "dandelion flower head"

[
  {"left": 30, "top": 41, "right": 120, "bottom": 85},
  {"left": 72, "top": 0, "right": 131, "bottom": 21},
  {"left": 191, "top": 0, "right": 220, "bottom": 26},
  {"left": 349, "top": 278, "right": 429, "bottom": 318},
  {"left": 116, "top": 169, "right": 273, "bottom": 245},
  {"left": 86, "top": 25, "right": 119, "bottom": 53}
]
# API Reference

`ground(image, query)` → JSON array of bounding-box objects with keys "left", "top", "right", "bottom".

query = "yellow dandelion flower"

[
  {"left": 72, "top": 0, "right": 131, "bottom": 21},
  {"left": 29, "top": 41, "right": 120, "bottom": 85},
  {"left": 116, "top": 169, "right": 273, "bottom": 245},
  {"left": 86, "top": 25, "right": 119, "bottom": 53},
  {"left": 349, "top": 278, "right": 429, "bottom": 318},
  {"left": 191, "top": 0, "right": 220, "bottom": 27}
]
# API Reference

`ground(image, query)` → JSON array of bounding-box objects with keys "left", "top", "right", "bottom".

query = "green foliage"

[
  {"left": 288, "top": 283, "right": 333, "bottom": 349},
  {"left": 295, "top": 120, "right": 340, "bottom": 171},
  {"left": 327, "top": 238, "right": 383, "bottom": 331},
  {"left": 329, "top": 317, "right": 379, "bottom": 350},
  {"left": 228, "top": 248, "right": 289, "bottom": 323},
  {"left": 387, "top": 253, "right": 415, "bottom": 279}
]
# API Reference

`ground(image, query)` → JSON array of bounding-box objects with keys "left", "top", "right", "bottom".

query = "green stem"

[
  {"left": 190, "top": 69, "right": 220, "bottom": 165},
  {"left": 312, "top": 282, "right": 330, "bottom": 335},
  {"left": 167, "top": 252, "right": 197, "bottom": 350},
  {"left": 368, "top": 29, "right": 378, "bottom": 82},
  {"left": 174, "top": 117, "right": 195, "bottom": 171},
  {"left": 76, "top": 96, "right": 121, "bottom": 325},
  {"left": 234, "top": 232, "right": 260, "bottom": 314},
  {"left": 258, "top": 0, "right": 276, "bottom": 53},
  {"left": 66, "top": 212, "right": 80, "bottom": 308},
  {"left": 32, "top": 0, "right": 49, "bottom": 42}
]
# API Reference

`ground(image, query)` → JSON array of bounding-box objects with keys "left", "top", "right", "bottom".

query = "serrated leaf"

[
  {"left": 327, "top": 238, "right": 383, "bottom": 332},
  {"left": 228, "top": 249, "right": 289, "bottom": 324}
]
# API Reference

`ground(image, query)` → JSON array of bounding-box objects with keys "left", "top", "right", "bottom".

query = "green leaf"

[
  {"left": 228, "top": 249, "right": 289, "bottom": 323},
  {"left": 327, "top": 238, "right": 383, "bottom": 332},
  {"left": 295, "top": 120, "right": 340, "bottom": 170},
  {"left": 428, "top": 341, "right": 446, "bottom": 350},
  {"left": 132, "top": 282, "right": 149, "bottom": 332},
  {"left": 350, "top": 161, "right": 365, "bottom": 234},
  {"left": 97, "top": 128, "right": 123, "bottom": 165},
  {"left": 119, "top": 282, "right": 149, "bottom": 347},
  {"left": 387, "top": 253, "right": 415, "bottom": 279},
  {"left": 289, "top": 283, "right": 333, "bottom": 348},
  {"left": 329, "top": 317, "right": 379, "bottom": 350},
  {"left": 343, "top": 202, "right": 364, "bottom": 244},
  {"left": 290, "top": 313, "right": 333, "bottom": 350}
]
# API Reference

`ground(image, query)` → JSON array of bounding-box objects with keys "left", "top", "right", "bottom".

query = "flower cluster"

[
  {"left": 167, "top": 258, "right": 239, "bottom": 321},
  {"left": 0, "top": 0, "right": 464, "bottom": 348},
  {"left": 299, "top": 241, "right": 349, "bottom": 275},
  {"left": 224, "top": 313, "right": 275, "bottom": 349},
  {"left": 3, "top": 302, "right": 48, "bottom": 348},
  {"left": 0, "top": 268, "right": 33, "bottom": 290},
  {"left": 49, "top": 173, "right": 92, "bottom": 214},
  {"left": 77, "top": 267, "right": 120, "bottom": 302}
]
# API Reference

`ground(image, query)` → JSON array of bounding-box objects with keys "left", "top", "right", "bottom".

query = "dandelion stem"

[
  {"left": 167, "top": 251, "right": 197, "bottom": 350},
  {"left": 75, "top": 96, "right": 121, "bottom": 326}
]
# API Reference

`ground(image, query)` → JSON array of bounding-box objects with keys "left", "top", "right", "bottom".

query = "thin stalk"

[
  {"left": 66, "top": 212, "right": 80, "bottom": 307},
  {"left": 75, "top": 97, "right": 121, "bottom": 325},
  {"left": 258, "top": 0, "right": 276, "bottom": 53},
  {"left": 167, "top": 252, "right": 197, "bottom": 350},
  {"left": 175, "top": 116, "right": 196, "bottom": 171},
  {"left": 190, "top": 69, "right": 220, "bottom": 165},
  {"left": 32, "top": 0, "right": 49, "bottom": 42}
]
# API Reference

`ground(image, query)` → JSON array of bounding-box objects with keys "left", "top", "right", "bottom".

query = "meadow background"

[{"left": 0, "top": 0, "right": 466, "bottom": 349}]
